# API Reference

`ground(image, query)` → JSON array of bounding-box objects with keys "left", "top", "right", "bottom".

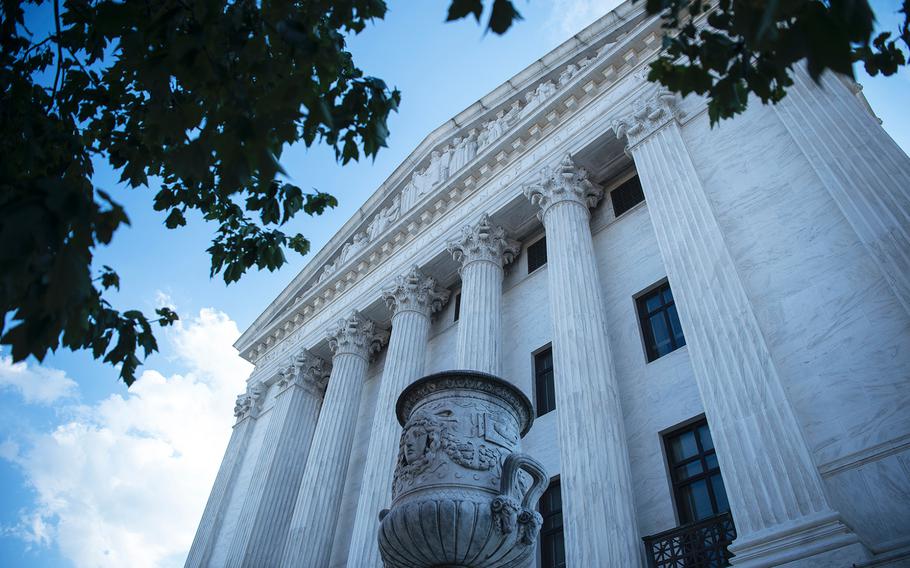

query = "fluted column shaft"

[
  {"left": 614, "top": 95, "right": 860, "bottom": 566},
  {"left": 224, "top": 352, "right": 329, "bottom": 567},
  {"left": 524, "top": 157, "right": 642, "bottom": 567},
  {"left": 773, "top": 66, "right": 910, "bottom": 315},
  {"left": 448, "top": 214, "right": 520, "bottom": 374},
  {"left": 281, "top": 312, "right": 385, "bottom": 568},
  {"left": 346, "top": 267, "right": 448, "bottom": 567},
  {"left": 185, "top": 410, "right": 256, "bottom": 568}
]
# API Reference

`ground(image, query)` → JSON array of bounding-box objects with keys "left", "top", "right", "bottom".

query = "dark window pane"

[
  {"left": 610, "top": 175, "right": 645, "bottom": 217},
  {"left": 667, "top": 304, "right": 686, "bottom": 347},
  {"left": 681, "top": 479, "right": 714, "bottom": 521},
  {"left": 669, "top": 430, "right": 698, "bottom": 462},
  {"left": 705, "top": 453, "right": 719, "bottom": 470},
  {"left": 645, "top": 293, "right": 663, "bottom": 314},
  {"left": 539, "top": 481, "right": 565, "bottom": 568},
  {"left": 453, "top": 291, "right": 461, "bottom": 322},
  {"left": 675, "top": 461, "right": 704, "bottom": 480},
  {"left": 534, "top": 347, "right": 556, "bottom": 417},
  {"left": 650, "top": 314, "right": 672, "bottom": 356},
  {"left": 527, "top": 237, "right": 547, "bottom": 273},
  {"left": 637, "top": 282, "right": 686, "bottom": 361},
  {"left": 698, "top": 424, "right": 714, "bottom": 450},
  {"left": 664, "top": 419, "right": 732, "bottom": 527},
  {"left": 711, "top": 474, "right": 730, "bottom": 513}
]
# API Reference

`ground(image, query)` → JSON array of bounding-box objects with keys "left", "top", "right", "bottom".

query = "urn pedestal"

[{"left": 378, "top": 370, "right": 548, "bottom": 568}]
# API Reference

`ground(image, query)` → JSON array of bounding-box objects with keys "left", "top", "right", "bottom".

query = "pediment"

[{"left": 236, "top": 0, "right": 659, "bottom": 360}]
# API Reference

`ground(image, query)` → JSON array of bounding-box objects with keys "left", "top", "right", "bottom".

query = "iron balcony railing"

[{"left": 642, "top": 512, "right": 736, "bottom": 568}]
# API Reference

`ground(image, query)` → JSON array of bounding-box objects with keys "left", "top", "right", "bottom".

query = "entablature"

[{"left": 237, "top": 2, "right": 665, "bottom": 367}]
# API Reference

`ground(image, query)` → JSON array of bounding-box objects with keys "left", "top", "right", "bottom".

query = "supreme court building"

[{"left": 186, "top": 2, "right": 910, "bottom": 567}]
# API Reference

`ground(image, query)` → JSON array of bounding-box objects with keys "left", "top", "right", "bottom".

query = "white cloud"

[
  {"left": 2, "top": 308, "right": 252, "bottom": 568},
  {"left": 0, "top": 355, "right": 78, "bottom": 404},
  {"left": 547, "top": 0, "right": 623, "bottom": 43}
]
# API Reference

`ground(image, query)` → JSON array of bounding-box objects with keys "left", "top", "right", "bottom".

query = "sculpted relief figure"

[
  {"left": 366, "top": 195, "right": 401, "bottom": 241},
  {"left": 522, "top": 80, "right": 556, "bottom": 116},
  {"left": 478, "top": 102, "right": 521, "bottom": 150},
  {"left": 557, "top": 55, "right": 594, "bottom": 87},
  {"left": 340, "top": 231, "right": 369, "bottom": 263},
  {"left": 448, "top": 129, "right": 478, "bottom": 173},
  {"left": 317, "top": 259, "right": 338, "bottom": 283}
]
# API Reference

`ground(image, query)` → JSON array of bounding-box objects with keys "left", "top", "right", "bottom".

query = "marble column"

[
  {"left": 345, "top": 266, "right": 449, "bottom": 567},
  {"left": 223, "top": 350, "right": 329, "bottom": 567},
  {"left": 523, "top": 156, "right": 642, "bottom": 567},
  {"left": 612, "top": 92, "right": 865, "bottom": 567},
  {"left": 773, "top": 65, "right": 910, "bottom": 316},
  {"left": 447, "top": 213, "right": 520, "bottom": 375},
  {"left": 280, "top": 311, "right": 387, "bottom": 568},
  {"left": 185, "top": 382, "right": 265, "bottom": 568}
]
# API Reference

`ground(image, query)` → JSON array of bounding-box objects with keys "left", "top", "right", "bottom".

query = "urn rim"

[{"left": 396, "top": 369, "right": 534, "bottom": 436}]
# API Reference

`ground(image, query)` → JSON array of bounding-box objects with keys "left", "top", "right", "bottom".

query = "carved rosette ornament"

[
  {"left": 326, "top": 310, "right": 387, "bottom": 360},
  {"left": 447, "top": 214, "right": 521, "bottom": 269},
  {"left": 611, "top": 90, "right": 684, "bottom": 150},
  {"left": 523, "top": 154, "right": 603, "bottom": 220},
  {"left": 378, "top": 371, "right": 548, "bottom": 568},
  {"left": 276, "top": 349, "right": 330, "bottom": 397},
  {"left": 233, "top": 382, "right": 265, "bottom": 420},
  {"left": 381, "top": 265, "right": 450, "bottom": 318}
]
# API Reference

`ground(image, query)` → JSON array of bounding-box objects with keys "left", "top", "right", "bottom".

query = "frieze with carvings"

[{"left": 244, "top": 18, "right": 663, "bottom": 364}]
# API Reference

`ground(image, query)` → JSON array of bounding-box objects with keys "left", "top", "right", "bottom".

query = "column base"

[{"left": 729, "top": 511, "right": 869, "bottom": 568}]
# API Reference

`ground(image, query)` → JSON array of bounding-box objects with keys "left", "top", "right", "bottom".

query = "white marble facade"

[{"left": 187, "top": 2, "right": 910, "bottom": 567}]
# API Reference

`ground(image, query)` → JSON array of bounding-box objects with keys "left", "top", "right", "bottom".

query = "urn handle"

[{"left": 499, "top": 453, "right": 548, "bottom": 510}]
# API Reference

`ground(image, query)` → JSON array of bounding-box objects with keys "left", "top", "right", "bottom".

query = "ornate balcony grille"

[{"left": 643, "top": 512, "right": 736, "bottom": 568}]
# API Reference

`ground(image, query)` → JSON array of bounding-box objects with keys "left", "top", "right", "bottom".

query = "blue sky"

[{"left": 1, "top": 1, "right": 907, "bottom": 566}]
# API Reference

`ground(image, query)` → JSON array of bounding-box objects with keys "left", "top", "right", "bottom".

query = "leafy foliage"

[
  {"left": 643, "top": 0, "right": 909, "bottom": 124},
  {"left": 2, "top": 0, "right": 906, "bottom": 388},
  {"left": 446, "top": 0, "right": 523, "bottom": 34},
  {"left": 1, "top": 0, "right": 398, "bottom": 385},
  {"left": 457, "top": 0, "right": 908, "bottom": 125}
]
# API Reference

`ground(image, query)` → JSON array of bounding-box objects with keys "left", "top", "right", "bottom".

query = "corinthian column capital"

[
  {"left": 277, "top": 348, "right": 331, "bottom": 396},
  {"left": 382, "top": 265, "right": 450, "bottom": 318},
  {"left": 233, "top": 381, "right": 265, "bottom": 420},
  {"left": 611, "top": 90, "right": 683, "bottom": 150},
  {"left": 524, "top": 154, "right": 603, "bottom": 220},
  {"left": 327, "top": 310, "right": 388, "bottom": 360},
  {"left": 447, "top": 214, "right": 521, "bottom": 268}
]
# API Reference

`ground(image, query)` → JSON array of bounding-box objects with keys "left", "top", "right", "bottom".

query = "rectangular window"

[
  {"left": 664, "top": 419, "right": 730, "bottom": 525},
  {"left": 610, "top": 175, "right": 645, "bottom": 217},
  {"left": 637, "top": 282, "right": 686, "bottom": 362},
  {"left": 527, "top": 237, "right": 547, "bottom": 274},
  {"left": 453, "top": 291, "right": 462, "bottom": 322},
  {"left": 534, "top": 346, "right": 555, "bottom": 417},
  {"left": 539, "top": 480, "right": 565, "bottom": 568}
]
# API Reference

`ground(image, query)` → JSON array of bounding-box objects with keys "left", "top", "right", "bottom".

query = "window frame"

[
  {"left": 532, "top": 343, "right": 555, "bottom": 417},
  {"left": 538, "top": 477, "right": 565, "bottom": 568},
  {"left": 452, "top": 290, "right": 462, "bottom": 322},
  {"left": 526, "top": 235, "right": 547, "bottom": 274},
  {"left": 635, "top": 279, "right": 686, "bottom": 362},
  {"left": 660, "top": 416, "right": 730, "bottom": 526},
  {"left": 609, "top": 174, "right": 645, "bottom": 218}
]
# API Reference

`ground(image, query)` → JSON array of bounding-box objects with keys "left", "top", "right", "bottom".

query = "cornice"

[{"left": 237, "top": 3, "right": 663, "bottom": 365}]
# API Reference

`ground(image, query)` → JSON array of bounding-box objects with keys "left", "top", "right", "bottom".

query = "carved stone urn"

[{"left": 378, "top": 370, "right": 548, "bottom": 568}]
